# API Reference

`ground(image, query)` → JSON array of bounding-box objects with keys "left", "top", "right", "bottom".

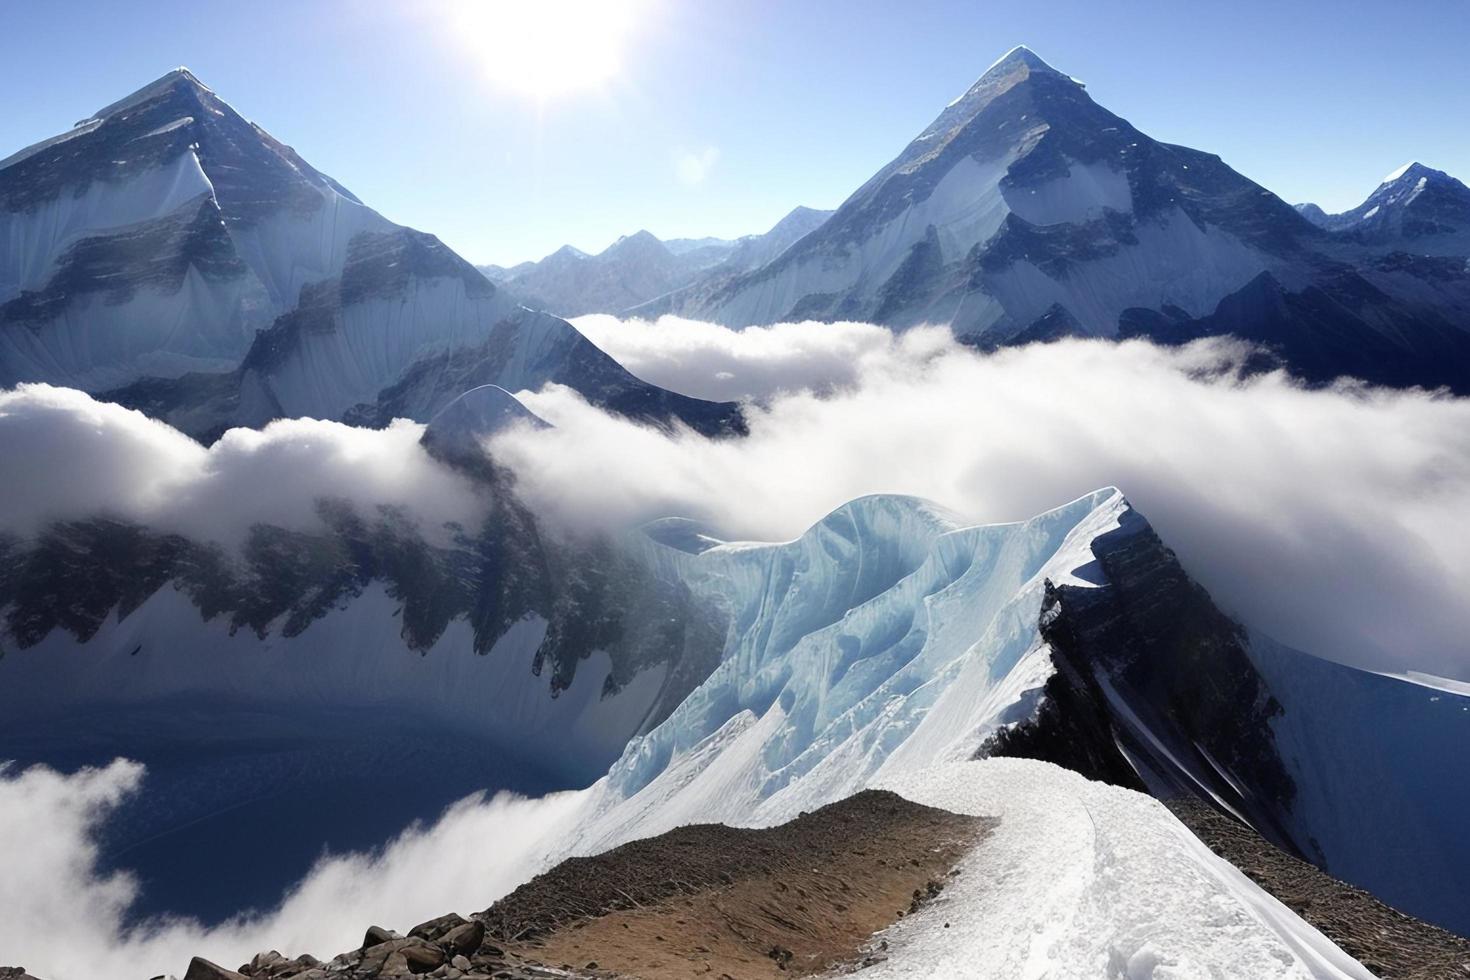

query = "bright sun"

[{"left": 451, "top": 0, "right": 647, "bottom": 100}]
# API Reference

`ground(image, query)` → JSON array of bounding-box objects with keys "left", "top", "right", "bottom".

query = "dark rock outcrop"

[{"left": 982, "top": 503, "right": 1305, "bottom": 857}]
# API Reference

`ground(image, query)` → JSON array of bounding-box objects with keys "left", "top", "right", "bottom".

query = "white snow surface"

[
  {"left": 854, "top": 759, "right": 1374, "bottom": 980},
  {"left": 1381, "top": 161, "right": 1415, "bottom": 184},
  {"left": 983, "top": 207, "right": 1267, "bottom": 335}
]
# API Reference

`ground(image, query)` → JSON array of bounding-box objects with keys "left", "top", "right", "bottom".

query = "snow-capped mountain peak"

[
  {"left": 943, "top": 44, "right": 1067, "bottom": 105},
  {"left": 1298, "top": 160, "right": 1470, "bottom": 254},
  {"left": 1380, "top": 160, "right": 1424, "bottom": 185},
  {"left": 917, "top": 43, "right": 1078, "bottom": 151},
  {"left": 0, "top": 69, "right": 743, "bottom": 437},
  {"left": 659, "top": 47, "right": 1470, "bottom": 393},
  {"left": 88, "top": 65, "right": 214, "bottom": 122},
  {"left": 1372, "top": 161, "right": 1451, "bottom": 194}
]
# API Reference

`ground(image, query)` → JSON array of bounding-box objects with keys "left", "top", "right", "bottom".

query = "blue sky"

[{"left": 2, "top": 0, "right": 1467, "bottom": 266}]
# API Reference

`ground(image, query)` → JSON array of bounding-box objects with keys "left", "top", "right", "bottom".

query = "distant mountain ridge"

[
  {"left": 478, "top": 205, "right": 832, "bottom": 318},
  {"left": 0, "top": 68, "right": 741, "bottom": 439}
]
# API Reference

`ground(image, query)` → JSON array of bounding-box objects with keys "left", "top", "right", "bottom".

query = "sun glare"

[{"left": 452, "top": 0, "right": 646, "bottom": 100}]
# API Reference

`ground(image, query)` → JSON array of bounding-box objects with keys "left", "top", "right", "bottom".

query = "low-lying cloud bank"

[
  {"left": 0, "top": 758, "right": 584, "bottom": 978},
  {"left": 0, "top": 385, "right": 484, "bottom": 546},
  {"left": 504, "top": 318, "right": 1470, "bottom": 680},
  {"left": 573, "top": 314, "right": 950, "bottom": 403}
]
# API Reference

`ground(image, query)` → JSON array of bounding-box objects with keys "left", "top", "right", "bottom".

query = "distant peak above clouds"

[
  {"left": 0, "top": 68, "right": 744, "bottom": 439},
  {"left": 645, "top": 46, "right": 1470, "bottom": 394}
]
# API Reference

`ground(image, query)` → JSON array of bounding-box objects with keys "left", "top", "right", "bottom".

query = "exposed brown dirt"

[
  {"left": 482, "top": 789, "right": 991, "bottom": 979},
  {"left": 1168, "top": 798, "right": 1470, "bottom": 980},
  {"left": 180, "top": 789, "right": 988, "bottom": 980}
]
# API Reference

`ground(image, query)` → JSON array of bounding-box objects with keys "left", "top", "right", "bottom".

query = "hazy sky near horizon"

[{"left": 2, "top": 0, "right": 1467, "bottom": 266}]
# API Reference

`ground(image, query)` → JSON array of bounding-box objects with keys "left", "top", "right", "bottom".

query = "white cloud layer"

[
  {"left": 0, "top": 385, "right": 485, "bottom": 547},
  {"left": 0, "top": 758, "right": 584, "bottom": 979},
  {"left": 573, "top": 314, "right": 953, "bottom": 402},
  {"left": 495, "top": 322, "right": 1470, "bottom": 680}
]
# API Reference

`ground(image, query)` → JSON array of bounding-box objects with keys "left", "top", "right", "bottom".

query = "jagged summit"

[
  {"left": 980, "top": 44, "right": 1064, "bottom": 81},
  {"left": 1372, "top": 161, "right": 1465, "bottom": 193},
  {"left": 90, "top": 66, "right": 215, "bottom": 122},
  {"left": 922, "top": 44, "right": 1080, "bottom": 142}
]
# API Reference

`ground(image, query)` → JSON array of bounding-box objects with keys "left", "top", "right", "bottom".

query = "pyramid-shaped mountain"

[{"left": 0, "top": 69, "right": 740, "bottom": 438}]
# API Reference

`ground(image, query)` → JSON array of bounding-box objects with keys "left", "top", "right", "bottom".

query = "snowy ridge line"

[{"left": 564, "top": 488, "right": 1136, "bottom": 853}]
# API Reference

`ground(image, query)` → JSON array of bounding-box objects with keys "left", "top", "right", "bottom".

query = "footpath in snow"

[{"left": 858, "top": 759, "right": 1374, "bottom": 980}]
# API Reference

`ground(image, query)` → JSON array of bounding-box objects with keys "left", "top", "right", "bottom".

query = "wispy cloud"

[{"left": 674, "top": 145, "right": 720, "bottom": 186}]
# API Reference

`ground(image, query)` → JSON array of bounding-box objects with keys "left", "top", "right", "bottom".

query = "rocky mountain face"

[
  {"left": 0, "top": 69, "right": 741, "bottom": 440},
  {"left": 656, "top": 47, "right": 1470, "bottom": 392},
  {"left": 478, "top": 206, "right": 832, "bottom": 318},
  {"left": 977, "top": 507, "right": 1470, "bottom": 934}
]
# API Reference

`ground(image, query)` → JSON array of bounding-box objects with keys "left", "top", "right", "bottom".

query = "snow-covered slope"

[
  {"left": 1248, "top": 634, "right": 1470, "bottom": 934},
  {"left": 0, "top": 69, "right": 741, "bottom": 438}
]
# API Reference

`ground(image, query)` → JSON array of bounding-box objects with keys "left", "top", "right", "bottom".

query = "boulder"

[
  {"left": 407, "top": 912, "right": 467, "bottom": 942},
  {"left": 362, "top": 925, "right": 397, "bottom": 950},
  {"left": 441, "top": 920, "right": 485, "bottom": 956},
  {"left": 182, "top": 958, "right": 247, "bottom": 980},
  {"left": 401, "top": 943, "right": 445, "bottom": 974}
]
